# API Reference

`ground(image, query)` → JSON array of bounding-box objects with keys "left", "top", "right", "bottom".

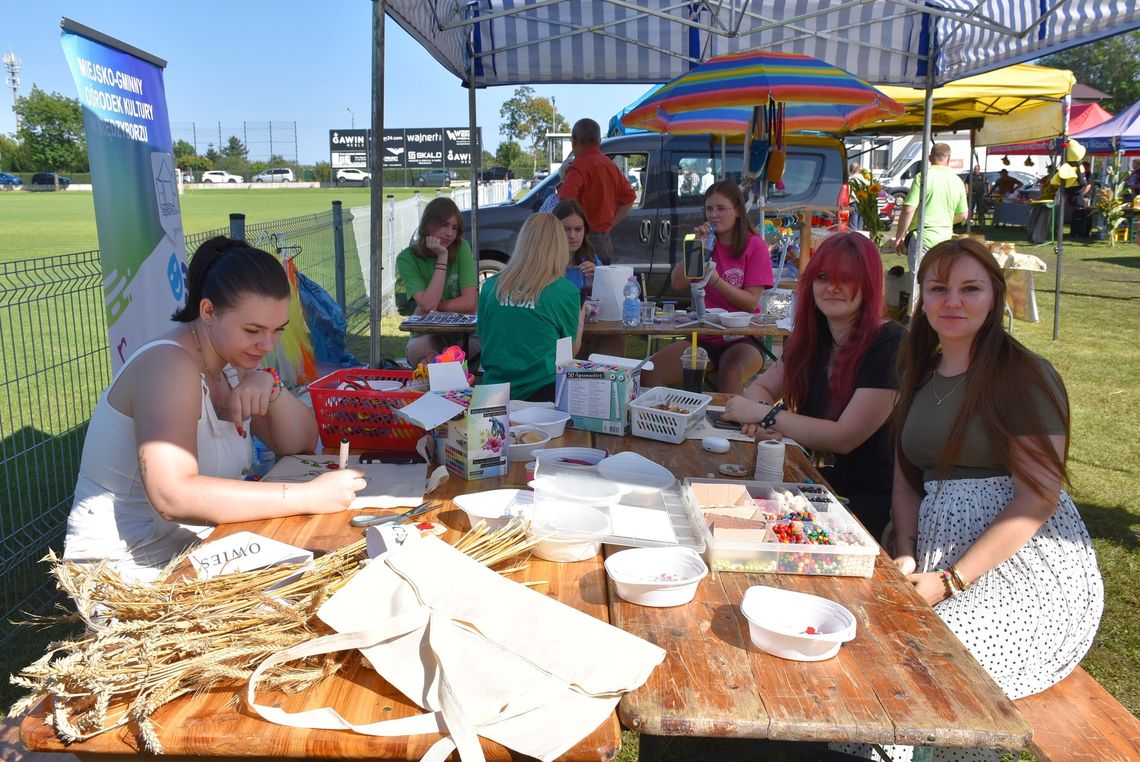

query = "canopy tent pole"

[
  {"left": 966, "top": 128, "right": 977, "bottom": 233},
  {"left": 467, "top": 2, "right": 480, "bottom": 267},
  {"left": 909, "top": 70, "right": 937, "bottom": 313},
  {"left": 369, "top": 0, "right": 385, "bottom": 366},
  {"left": 1053, "top": 94, "right": 1071, "bottom": 341}
]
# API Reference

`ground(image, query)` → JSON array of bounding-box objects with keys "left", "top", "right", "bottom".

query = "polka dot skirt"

[{"left": 833, "top": 476, "right": 1103, "bottom": 762}]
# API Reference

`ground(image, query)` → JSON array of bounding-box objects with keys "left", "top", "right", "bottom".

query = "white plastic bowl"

[
  {"left": 528, "top": 503, "right": 610, "bottom": 562},
  {"left": 605, "top": 547, "right": 708, "bottom": 607},
  {"left": 703, "top": 307, "right": 727, "bottom": 324},
  {"left": 453, "top": 489, "right": 532, "bottom": 531},
  {"left": 530, "top": 472, "right": 625, "bottom": 505},
  {"left": 739, "top": 586, "right": 857, "bottom": 661},
  {"left": 509, "top": 407, "right": 571, "bottom": 438},
  {"left": 532, "top": 447, "right": 608, "bottom": 469},
  {"left": 720, "top": 311, "right": 755, "bottom": 329},
  {"left": 508, "top": 425, "right": 552, "bottom": 462}
]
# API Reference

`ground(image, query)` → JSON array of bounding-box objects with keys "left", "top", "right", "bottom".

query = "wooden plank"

[
  {"left": 399, "top": 317, "right": 788, "bottom": 339},
  {"left": 21, "top": 429, "right": 622, "bottom": 762},
  {"left": 1016, "top": 666, "right": 1140, "bottom": 762},
  {"left": 599, "top": 421, "right": 1030, "bottom": 750}
]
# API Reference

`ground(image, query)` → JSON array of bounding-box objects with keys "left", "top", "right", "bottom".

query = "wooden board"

[
  {"left": 597, "top": 424, "right": 1031, "bottom": 750},
  {"left": 399, "top": 317, "right": 788, "bottom": 339},
  {"left": 20, "top": 429, "right": 622, "bottom": 762}
]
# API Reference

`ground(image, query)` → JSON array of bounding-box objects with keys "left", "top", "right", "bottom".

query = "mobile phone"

[
  {"left": 707, "top": 411, "right": 743, "bottom": 431},
  {"left": 359, "top": 452, "right": 421, "bottom": 465},
  {"left": 683, "top": 237, "right": 706, "bottom": 280}
]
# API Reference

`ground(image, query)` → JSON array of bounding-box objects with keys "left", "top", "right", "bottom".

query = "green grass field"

[
  {"left": 2, "top": 195, "right": 1137, "bottom": 757},
  {"left": 0, "top": 186, "right": 438, "bottom": 261}
]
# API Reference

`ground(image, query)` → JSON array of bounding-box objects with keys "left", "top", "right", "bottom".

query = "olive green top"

[{"left": 900, "top": 358, "right": 1067, "bottom": 482}]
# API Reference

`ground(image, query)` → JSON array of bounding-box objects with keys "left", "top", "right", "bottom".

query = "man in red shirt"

[{"left": 558, "top": 118, "right": 636, "bottom": 263}]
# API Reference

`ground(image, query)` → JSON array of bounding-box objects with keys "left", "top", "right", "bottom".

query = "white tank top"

[{"left": 64, "top": 340, "right": 253, "bottom": 582}]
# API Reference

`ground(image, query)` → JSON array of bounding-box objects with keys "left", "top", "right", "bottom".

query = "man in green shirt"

[{"left": 891, "top": 142, "right": 968, "bottom": 274}]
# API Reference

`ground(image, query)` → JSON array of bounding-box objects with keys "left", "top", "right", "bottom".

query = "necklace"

[
  {"left": 190, "top": 326, "right": 224, "bottom": 383},
  {"left": 931, "top": 371, "right": 966, "bottom": 406}
]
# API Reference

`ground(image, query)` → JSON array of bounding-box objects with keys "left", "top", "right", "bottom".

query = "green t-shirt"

[
  {"left": 901, "top": 356, "right": 1067, "bottom": 482},
  {"left": 904, "top": 164, "right": 968, "bottom": 250},
  {"left": 476, "top": 275, "right": 580, "bottom": 400},
  {"left": 395, "top": 239, "right": 476, "bottom": 315}
]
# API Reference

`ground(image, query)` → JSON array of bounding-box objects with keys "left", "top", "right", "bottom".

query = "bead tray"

[{"left": 684, "top": 478, "right": 878, "bottom": 577}]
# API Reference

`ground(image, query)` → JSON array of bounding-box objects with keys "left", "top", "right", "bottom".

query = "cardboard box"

[
  {"left": 396, "top": 363, "right": 510, "bottom": 481},
  {"left": 553, "top": 355, "right": 646, "bottom": 435}
]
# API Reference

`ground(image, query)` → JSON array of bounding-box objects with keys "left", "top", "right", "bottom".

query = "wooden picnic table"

[
  {"left": 399, "top": 315, "right": 789, "bottom": 340},
  {"left": 597, "top": 394, "right": 1031, "bottom": 753},
  {"left": 21, "top": 404, "right": 1030, "bottom": 760}
]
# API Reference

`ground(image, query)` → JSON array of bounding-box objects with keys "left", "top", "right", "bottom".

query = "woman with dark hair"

[
  {"left": 892, "top": 237, "right": 1102, "bottom": 698},
  {"left": 641, "top": 181, "right": 774, "bottom": 393},
  {"left": 723, "top": 231, "right": 903, "bottom": 540},
  {"left": 64, "top": 237, "right": 365, "bottom": 584},
  {"left": 395, "top": 197, "right": 479, "bottom": 366},
  {"left": 552, "top": 198, "right": 625, "bottom": 359}
]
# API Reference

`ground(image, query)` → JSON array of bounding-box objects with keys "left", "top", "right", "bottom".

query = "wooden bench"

[{"left": 1013, "top": 666, "right": 1140, "bottom": 761}]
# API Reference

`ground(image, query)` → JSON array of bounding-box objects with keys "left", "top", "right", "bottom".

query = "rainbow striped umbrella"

[
  {"left": 625, "top": 101, "right": 900, "bottom": 136},
  {"left": 621, "top": 50, "right": 903, "bottom": 133}
]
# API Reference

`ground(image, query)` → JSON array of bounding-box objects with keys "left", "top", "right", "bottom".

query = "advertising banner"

[
  {"left": 443, "top": 127, "right": 474, "bottom": 168},
  {"left": 330, "top": 128, "right": 370, "bottom": 169},
  {"left": 382, "top": 129, "right": 406, "bottom": 168},
  {"left": 404, "top": 128, "right": 445, "bottom": 168},
  {"left": 60, "top": 19, "right": 186, "bottom": 372}
]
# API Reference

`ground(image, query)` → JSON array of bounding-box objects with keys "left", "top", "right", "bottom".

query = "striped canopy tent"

[{"left": 360, "top": 1, "right": 1140, "bottom": 358}]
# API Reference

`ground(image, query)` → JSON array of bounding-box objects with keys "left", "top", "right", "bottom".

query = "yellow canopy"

[{"left": 872, "top": 64, "right": 1077, "bottom": 146}]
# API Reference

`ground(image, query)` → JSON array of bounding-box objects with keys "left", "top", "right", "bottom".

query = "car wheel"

[
  {"left": 478, "top": 257, "right": 505, "bottom": 287},
  {"left": 337, "top": 178, "right": 345, "bottom": 186},
  {"left": 229, "top": 179, "right": 237, "bottom": 184},
  {"left": 415, "top": 178, "right": 425, "bottom": 186}
]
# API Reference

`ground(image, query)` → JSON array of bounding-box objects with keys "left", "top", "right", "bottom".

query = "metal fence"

[{"left": 0, "top": 184, "right": 522, "bottom": 671}]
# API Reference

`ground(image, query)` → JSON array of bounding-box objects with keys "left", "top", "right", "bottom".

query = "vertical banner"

[{"left": 60, "top": 19, "right": 186, "bottom": 372}]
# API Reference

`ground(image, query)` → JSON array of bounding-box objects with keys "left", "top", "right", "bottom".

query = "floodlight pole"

[{"left": 346, "top": 107, "right": 355, "bottom": 129}]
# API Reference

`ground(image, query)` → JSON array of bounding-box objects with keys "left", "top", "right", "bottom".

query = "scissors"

[{"left": 350, "top": 499, "right": 438, "bottom": 528}]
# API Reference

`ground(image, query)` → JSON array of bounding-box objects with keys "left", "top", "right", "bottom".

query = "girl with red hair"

[{"left": 724, "top": 231, "right": 903, "bottom": 540}]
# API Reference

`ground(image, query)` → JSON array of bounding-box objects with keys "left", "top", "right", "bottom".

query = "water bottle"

[{"left": 622, "top": 276, "right": 641, "bottom": 327}]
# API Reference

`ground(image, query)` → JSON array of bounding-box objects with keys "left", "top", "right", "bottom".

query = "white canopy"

[{"left": 385, "top": 0, "right": 1140, "bottom": 89}]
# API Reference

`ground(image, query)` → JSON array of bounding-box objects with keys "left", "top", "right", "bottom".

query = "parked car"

[
  {"left": 414, "top": 169, "right": 452, "bottom": 187},
  {"left": 336, "top": 167, "right": 372, "bottom": 186},
  {"left": 252, "top": 168, "right": 295, "bottom": 183},
  {"left": 479, "top": 166, "right": 516, "bottom": 182},
  {"left": 957, "top": 169, "right": 1037, "bottom": 193},
  {"left": 0, "top": 171, "right": 23, "bottom": 186},
  {"left": 201, "top": 170, "right": 244, "bottom": 184},
  {"left": 31, "top": 172, "right": 72, "bottom": 188},
  {"left": 529, "top": 169, "right": 551, "bottom": 188},
  {"left": 463, "top": 132, "right": 847, "bottom": 297},
  {"left": 180, "top": 171, "right": 194, "bottom": 183}
]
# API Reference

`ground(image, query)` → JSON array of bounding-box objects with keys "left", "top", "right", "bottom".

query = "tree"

[
  {"left": 1040, "top": 31, "right": 1140, "bottom": 113},
  {"left": 14, "top": 85, "right": 87, "bottom": 172},
  {"left": 180, "top": 155, "right": 212, "bottom": 174},
  {"left": 221, "top": 136, "right": 248, "bottom": 160},
  {"left": 495, "top": 140, "right": 524, "bottom": 169},
  {"left": 0, "top": 133, "right": 29, "bottom": 171},
  {"left": 173, "top": 139, "right": 197, "bottom": 161},
  {"left": 499, "top": 86, "right": 570, "bottom": 171},
  {"left": 204, "top": 144, "right": 220, "bottom": 164}
]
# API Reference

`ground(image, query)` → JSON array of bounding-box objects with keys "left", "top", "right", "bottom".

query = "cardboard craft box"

[
  {"left": 554, "top": 355, "right": 648, "bottom": 436},
  {"left": 397, "top": 362, "right": 510, "bottom": 481}
]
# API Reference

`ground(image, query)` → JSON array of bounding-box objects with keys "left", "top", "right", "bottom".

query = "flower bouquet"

[
  {"left": 1094, "top": 180, "right": 1127, "bottom": 246},
  {"left": 850, "top": 170, "right": 885, "bottom": 249}
]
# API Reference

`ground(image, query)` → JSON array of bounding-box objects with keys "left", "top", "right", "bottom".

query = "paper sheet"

[
  {"left": 262, "top": 454, "right": 447, "bottom": 510},
  {"left": 609, "top": 504, "right": 678, "bottom": 544}
]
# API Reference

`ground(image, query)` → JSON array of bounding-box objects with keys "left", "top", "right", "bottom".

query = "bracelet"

[
  {"left": 759, "top": 401, "right": 784, "bottom": 429},
  {"left": 938, "top": 570, "right": 957, "bottom": 599},
  {"left": 260, "top": 367, "right": 283, "bottom": 401},
  {"left": 948, "top": 564, "right": 968, "bottom": 590},
  {"left": 435, "top": 263, "right": 448, "bottom": 271}
]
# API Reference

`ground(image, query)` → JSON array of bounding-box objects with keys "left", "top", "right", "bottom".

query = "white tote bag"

[{"left": 247, "top": 536, "right": 665, "bottom": 762}]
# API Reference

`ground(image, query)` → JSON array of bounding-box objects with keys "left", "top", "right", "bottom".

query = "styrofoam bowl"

[
  {"left": 720, "top": 311, "right": 755, "bottom": 328},
  {"left": 605, "top": 547, "right": 708, "bottom": 607},
  {"left": 703, "top": 308, "right": 727, "bottom": 324},
  {"left": 532, "top": 447, "right": 608, "bottom": 469},
  {"left": 528, "top": 503, "right": 610, "bottom": 562},
  {"left": 739, "top": 586, "right": 857, "bottom": 661},
  {"left": 453, "top": 489, "right": 532, "bottom": 531},
  {"left": 508, "top": 425, "right": 552, "bottom": 462},
  {"left": 509, "top": 407, "right": 571, "bottom": 438}
]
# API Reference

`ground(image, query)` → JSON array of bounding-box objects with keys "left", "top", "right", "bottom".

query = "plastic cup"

[
  {"left": 640, "top": 301, "right": 657, "bottom": 325},
  {"left": 662, "top": 302, "right": 677, "bottom": 325},
  {"left": 679, "top": 346, "right": 709, "bottom": 393}
]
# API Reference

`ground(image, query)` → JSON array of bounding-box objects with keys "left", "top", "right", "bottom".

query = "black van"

[{"left": 464, "top": 133, "right": 847, "bottom": 298}]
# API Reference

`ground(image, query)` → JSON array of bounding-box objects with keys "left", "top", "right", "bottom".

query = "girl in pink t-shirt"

[{"left": 641, "top": 181, "right": 774, "bottom": 393}]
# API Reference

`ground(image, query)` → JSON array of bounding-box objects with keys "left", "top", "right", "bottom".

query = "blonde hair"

[{"left": 494, "top": 213, "right": 569, "bottom": 305}]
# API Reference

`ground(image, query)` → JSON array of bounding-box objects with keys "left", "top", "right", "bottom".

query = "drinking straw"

[{"left": 691, "top": 332, "right": 698, "bottom": 369}]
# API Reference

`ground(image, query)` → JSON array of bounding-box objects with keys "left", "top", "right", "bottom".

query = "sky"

[{"left": 1, "top": 1, "right": 650, "bottom": 165}]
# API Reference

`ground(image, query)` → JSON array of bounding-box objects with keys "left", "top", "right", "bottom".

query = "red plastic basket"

[{"left": 307, "top": 368, "right": 427, "bottom": 452}]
